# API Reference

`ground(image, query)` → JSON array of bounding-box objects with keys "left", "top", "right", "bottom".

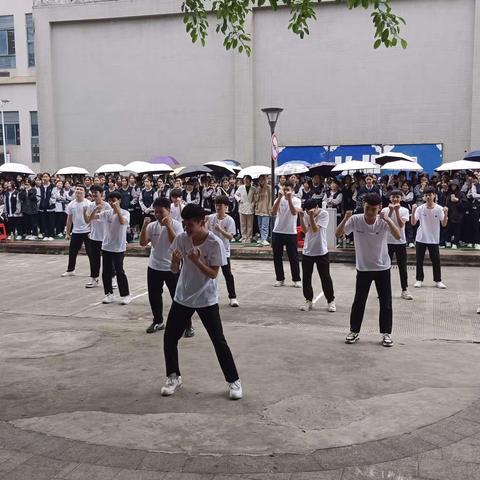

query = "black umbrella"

[
  {"left": 308, "top": 162, "right": 336, "bottom": 176},
  {"left": 464, "top": 150, "right": 480, "bottom": 162},
  {"left": 176, "top": 165, "right": 213, "bottom": 178}
]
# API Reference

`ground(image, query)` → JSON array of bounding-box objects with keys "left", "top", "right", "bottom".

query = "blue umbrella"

[{"left": 464, "top": 150, "right": 480, "bottom": 162}]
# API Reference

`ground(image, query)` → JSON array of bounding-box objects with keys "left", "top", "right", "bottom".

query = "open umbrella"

[
  {"left": 203, "top": 161, "right": 236, "bottom": 175},
  {"left": 150, "top": 155, "right": 179, "bottom": 166},
  {"left": 95, "top": 163, "right": 125, "bottom": 174},
  {"left": 275, "top": 161, "right": 310, "bottom": 176},
  {"left": 380, "top": 160, "right": 423, "bottom": 172},
  {"left": 0, "top": 162, "right": 35, "bottom": 175},
  {"left": 176, "top": 165, "right": 213, "bottom": 178},
  {"left": 436, "top": 160, "right": 480, "bottom": 171},
  {"left": 308, "top": 162, "right": 336, "bottom": 176},
  {"left": 331, "top": 160, "right": 378, "bottom": 173},
  {"left": 237, "top": 165, "right": 270, "bottom": 179},
  {"left": 375, "top": 152, "right": 416, "bottom": 166},
  {"left": 124, "top": 161, "right": 173, "bottom": 174},
  {"left": 56, "top": 166, "right": 90, "bottom": 175},
  {"left": 464, "top": 151, "right": 480, "bottom": 162}
]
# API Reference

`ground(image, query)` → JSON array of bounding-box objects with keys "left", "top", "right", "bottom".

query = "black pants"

[
  {"left": 405, "top": 222, "right": 415, "bottom": 244},
  {"left": 6, "top": 216, "right": 23, "bottom": 236},
  {"left": 67, "top": 233, "right": 90, "bottom": 272},
  {"left": 472, "top": 207, "right": 480, "bottom": 244},
  {"left": 102, "top": 250, "right": 129, "bottom": 296},
  {"left": 55, "top": 212, "right": 67, "bottom": 236},
  {"left": 446, "top": 221, "right": 462, "bottom": 246},
  {"left": 164, "top": 301, "right": 239, "bottom": 382},
  {"left": 388, "top": 243, "right": 408, "bottom": 291},
  {"left": 272, "top": 232, "right": 301, "bottom": 282},
  {"left": 350, "top": 269, "right": 393, "bottom": 334},
  {"left": 39, "top": 211, "right": 55, "bottom": 237},
  {"left": 301, "top": 253, "right": 335, "bottom": 303},
  {"left": 23, "top": 214, "right": 38, "bottom": 236},
  {"left": 221, "top": 258, "right": 237, "bottom": 299},
  {"left": 89, "top": 239, "right": 103, "bottom": 279},
  {"left": 147, "top": 267, "right": 179, "bottom": 324},
  {"left": 416, "top": 242, "right": 441, "bottom": 282}
]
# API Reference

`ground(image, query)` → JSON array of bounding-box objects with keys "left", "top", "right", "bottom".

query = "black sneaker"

[
  {"left": 146, "top": 322, "right": 165, "bottom": 334},
  {"left": 184, "top": 327, "right": 195, "bottom": 338}
]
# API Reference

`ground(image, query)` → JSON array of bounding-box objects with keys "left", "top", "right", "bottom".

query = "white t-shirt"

[
  {"left": 302, "top": 210, "right": 329, "bottom": 257},
  {"left": 415, "top": 204, "right": 445, "bottom": 244},
  {"left": 344, "top": 214, "right": 390, "bottom": 271},
  {"left": 66, "top": 199, "right": 91, "bottom": 234},
  {"left": 169, "top": 231, "right": 227, "bottom": 308},
  {"left": 273, "top": 196, "right": 301, "bottom": 234},
  {"left": 147, "top": 219, "right": 184, "bottom": 271},
  {"left": 207, "top": 214, "right": 236, "bottom": 258},
  {"left": 170, "top": 203, "right": 183, "bottom": 222},
  {"left": 99, "top": 208, "right": 130, "bottom": 253},
  {"left": 381, "top": 206, "right": 409, "bottom": 245},
  {"left": 87, "top": 201, "right": 112, "bottom": 242}
]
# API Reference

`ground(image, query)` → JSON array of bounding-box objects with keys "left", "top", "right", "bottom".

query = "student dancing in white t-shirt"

[
  {"left": 298, "top": 199, "right": 336, "bottom": 313},
  {"left": 161, "top": 204, "right": 242, "bottom": 400},
  {"left": 336, "top": 193, "right": 401, "bottom": 347},
  {"left": 411, "top": 186, "right": 448, "bottom": 289}
]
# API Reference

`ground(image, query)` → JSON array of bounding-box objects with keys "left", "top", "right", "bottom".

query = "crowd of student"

[
  {"left": 0, "top": 166, "right": 479, "bottom": 400},
  {"left": 0, "top": 169, "right": 479, "bottom": 249}
]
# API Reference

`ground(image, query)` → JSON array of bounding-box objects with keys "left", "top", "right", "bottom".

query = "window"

[
  {"left": 26, "top": 14, "right": 35, "bottom": 67},
  {"left": 30, "top": 111, "right": 39, "bottom": 163},
  {"left": 0, "top": 111, "right": 20, "bottom": 146},
  {"left": 0, "top": 16, "right": 16, "bottom": 69}
]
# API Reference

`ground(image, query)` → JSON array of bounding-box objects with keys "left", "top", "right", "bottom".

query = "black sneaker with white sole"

[
  {"left": 146, "top": 322, "right": 165, "bottom": 334},
  {"left": 345, "top": 332, "right": 359, "bottom": 344},
  {"left": 184, "top": 327, "right": 195, "bottom": 338}
]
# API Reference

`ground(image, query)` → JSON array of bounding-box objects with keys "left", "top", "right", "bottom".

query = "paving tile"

[
  {"left": 139, "top": 452, "right": 187, "bottom": 472},
  {"left": 62, "top": 463, "right": 120, "bottom": 480},
  {"left": 456, "top": 405, "right": 480, "bottom": 424},
  {"left": 0, "top": 423, "right": 38, "bottom": 450},
  {"left": 441, "top": 442, "right": 480, "bottom": 463},
  {"left": 0, "top": 451, "right": 33, "bottom": 476},
  {"left": 23, "top": 435, "right": 72, "bottom": 457},
  {"left": 377, "top": 434, "right": 436, "bottom": 458},
  {"left": 342, "top": 457, "right": 418, "bottom": 480},
  {"left": 0, "top": 456, "right": 67, "bottom": 480},
  {"left": 290, "top": 471, "right": 343, "bottom": 480},
  {"left": 433, "top": 417, "right": 480, "bottom": 438},
  {"left": 418, "top": 450, "right": 443, "bottom": 461},
  {"left": 115, "top": 470, "right": 166, "bottom": 480},
  {"left": 94, "top": 446, "right": 147, "bottom": 469},
  {"left": 414, "top": 425, "right": 464, "bottom": 448},
  {"left": 419, "top": 457, "right": 480, "bottom": 479},
  {"left": 52, "top": 463, "right": 81, "bottom": 478},
  {"left": 57, "top": 442, "right": 114, "bottom": 464},
  {"left": 163, "top": 473, "right": 215, "bottom": 480},
  {"left": 213, "top": 474, "right": 290, "bottom": 480}
]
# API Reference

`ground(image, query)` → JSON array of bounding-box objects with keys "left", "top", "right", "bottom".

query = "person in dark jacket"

[
  {"left": 445, "top": 180, "right": 467, "bottom": 249},
  {"left": 355, "top": 175, "right": 380, "bottom": 213},
  {"left": 38, "top": 172, "right": 55, "bottom": 240},
  {"left": 19, "top": 179, "right": 39, "bottom": 239}
]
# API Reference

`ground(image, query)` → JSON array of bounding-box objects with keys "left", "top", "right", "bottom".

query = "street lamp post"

[
  {"left": 261, "top": 107, "right": 283, "bottom": 208},
  {"left": 0, "top": 99, "right": 10, "bottom": 164}
]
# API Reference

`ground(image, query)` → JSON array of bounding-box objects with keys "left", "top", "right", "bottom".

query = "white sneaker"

[
  {"left": 477, "top": 305, "right": 480, "bottom": 314},
  {"left": 102, "top": 293, "right": 115, "bottom": 304},
  {"left": 475, "top": 244, "right": 480, "bottom": 250},
  {"left": 38, "top": 233, "right": 44, "bottom": 239},
  {"left": 48, "top": 237, "right": 55, "bottom": 241},
  {"left": 120, "top": 295, "right": 132, "bottom": 305},
  {"left": 229, "top": 298, "right": 239, "bottom": 307},
  {"left": 451, "top": 244, "right": 457, "bottom": 250},
  {"left": 414, "top": 281, "right": 423, "bottom": 288},
  {"left": 328, "top": 301, "right": 337, "bottom": 312},
  {"left": 262, "top": 240, "right": 270, "bottom": 246},
  {"left": 274, "top": 280, "right": 285, "bottom": 287},
  {"left": 25, "top": 235, "right": 33, "bottom": 241},
  {"left": 85, "top": 278, "right": 99, "bottom": 288},
  {"left": 57, "top": 233, "right": 64, "bottom": 238},
  {"left": 408, "top": 243, "right": 415, "bottom": 248},
  {"left": 291, "top": 281, "right": 301, "bottom": 288},
  {"left": 61, "top": 271, "right": 75, "bottom": 277},
  {"left": 467, "top": 244, "right": 473, "bottom": 248},
  {"left": 382, "top": 334, "right": 394, "bottom": 347},
  {"left": 112, "top": 277, "right": 118, "bottom": 289},
  {"left": 228, "top": 380, "right": 243, "bottom": 400},
  {"left": 43, "top": 236, "right": 50, "bottom": 242},
  {"left": 6, "top": 235, "right": 12, "bottom": 241},
  {"left": 401, "top": 290, "right": 413, "bottom": 300},
  {"left": 435, "top": 281, "right": 447, "bottom": 289},
  {"left": 445, "top": 242, "right": 451, "bottom": 248},
  {"left": 161, "top": 374, "right": 182, "bottom": 396},
  {"left": 300, "top": 300, "right": 312, "bottom": 311}
]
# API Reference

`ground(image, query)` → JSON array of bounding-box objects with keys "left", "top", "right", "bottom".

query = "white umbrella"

[
  {"left": 436, "top": 160, "right": 480, "bottom": 172},
  {"left": 0, "top": 162, "right": 35, "bottom": 175},
  {"left": 203, "top": 161, "right": 237, "bottom": 175},
  {"left": 332, "top": 160, "right": 378, "bottom": 173},
  {"left": 56, "top": 166, "right": 90, "bottom": 175},
  {"left": 275, "top": 161, "right": 310, "bottom": 176},
  {"left": 380, "top": 160, "right": 423, "bottom": 172},
  {"left": 237, "top": 165, "right": 271, "bottom": 179},
  {"left": 375, "top": 152, "right": 416, "bottom": 165},
  {"left": 95, "top": 163, "right": 125, "bottom": 174},
  {"left": 123, "top": 161, "right": 173, "bottom": 174}
]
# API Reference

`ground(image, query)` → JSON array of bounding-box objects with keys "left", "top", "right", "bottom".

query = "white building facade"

[
  {"left": 0, "top": 0, "right": 38, "bottom": 168},
  {"left": 31, "top": 0, "right": 480, "bottom": 173}
]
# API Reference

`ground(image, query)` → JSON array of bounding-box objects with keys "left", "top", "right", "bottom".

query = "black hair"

[
  {"left": 170, "top": 188, "right": 183, "bottom": 199},
  {"left": 303, "top": 199, "right": 319, "bottom": 211},
  {"left": 107, "top": 191, "right": 122, "bottom": 201},
  {"left": 283, "top": 180, "right": 294, "bottom": 188},
  {"left": 181, "top": 203, "right": 205, "bottom": 221},
  {"left": 215, "top": 195, "right": 230, "bottom": 206},
  {"left": 363, "top": 193, "right": 382, "bottom": 206},
  {"left": 388, "top": 189, "right": 403, "bottom": 198},
  {"left": 221, "top": 176, "right": 229, "bottom": 184},
  {"left": 153, "top": 197, "right": 170, "bottom": 209},
  {"left": 90, "top": 185, "right": 103, "bottom": 194},
  {"left": 75, "top": 183, "right": 86, "bottom": 191},
  {"left": 424, "top": 186, "right": 436, "bottom": 195}
]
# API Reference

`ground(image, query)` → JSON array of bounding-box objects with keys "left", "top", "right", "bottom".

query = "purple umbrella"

[{"left": 150, "top": 156, "right": 179, "bottom": 166}]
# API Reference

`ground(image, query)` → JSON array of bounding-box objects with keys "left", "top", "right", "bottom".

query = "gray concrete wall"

[{"left": 33, "top": 0, "right": 479, "bottom": 173}]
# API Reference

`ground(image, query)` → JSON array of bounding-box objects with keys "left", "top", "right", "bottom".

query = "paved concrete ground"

[{"left": 0, "top": 253, "right": 480, "bottom": 479}]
